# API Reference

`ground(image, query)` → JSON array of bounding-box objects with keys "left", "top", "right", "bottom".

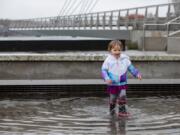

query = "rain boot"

[{"left": 110, "top": 104, "right": 116, "bottom": 115}]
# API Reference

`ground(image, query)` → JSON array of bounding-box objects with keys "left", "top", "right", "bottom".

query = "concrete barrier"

[
  {"left": 144, "top": 37, "right": 167, "bottom": 51},
  {"left": 0, "top": 51, "right": 180, "bottom": 80},
  {"left": 167, "top": 37, "right": 180, "bottom": 54}
]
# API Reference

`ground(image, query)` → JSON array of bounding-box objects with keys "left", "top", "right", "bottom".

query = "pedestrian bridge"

[{"left": 8, "top": 2, "right": 180, "bottom": 39}]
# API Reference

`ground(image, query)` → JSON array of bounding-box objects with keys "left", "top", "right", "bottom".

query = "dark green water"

[{"left": 0, "top": 96, "right": 180, "bottom": 135}]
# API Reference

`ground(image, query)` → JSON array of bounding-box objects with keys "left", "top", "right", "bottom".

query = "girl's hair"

[{"left": 108, "top": 40, "right": 123, "bottom": 51}]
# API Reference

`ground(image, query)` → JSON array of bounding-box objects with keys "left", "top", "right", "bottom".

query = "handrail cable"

[
  {"left": 83, "top": 0, "right": 95, "bottom": 14},
  {"left": 69, "top": 0, "right": 84, "bottom": 15},
  {"left": 83, "top": 0, "right": 97, "bottom": 14},
  {"left": 79, "top": 0, "right": 87, "bottom": 14},
  {"left": 58, "top": 0, "right": 71, "bottom": 16},
  {"left": 81, "top": 0, "right": 93, "bottom": 14},
  {"left": 86, "top": 0, "right": 99, "bottom": 13},
  {"left": 63, "top": 0, "right": 79, "bottom": 15}
]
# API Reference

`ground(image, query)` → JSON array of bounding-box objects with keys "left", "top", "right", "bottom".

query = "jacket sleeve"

[
  {"left": 101, "top": 59, "right": 110, "bottom": 81},
  {"left": 127, "top": 59, "right": 140, "bottom": 78}
]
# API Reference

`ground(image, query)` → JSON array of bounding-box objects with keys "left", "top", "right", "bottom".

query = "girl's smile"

[{"left": 111, "top": 45, "right": 121, "bottom": 58}]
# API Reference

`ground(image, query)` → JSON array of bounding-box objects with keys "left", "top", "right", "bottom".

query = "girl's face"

[{"left": 110, "top": 45, "right": 121, "bottom": 58}]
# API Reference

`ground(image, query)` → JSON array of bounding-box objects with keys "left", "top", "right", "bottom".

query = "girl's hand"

[
  {"left": 105, "top": 79, "right": 112, "bottom": 84},
  {"left": 137, "top": 74, "right": 142, "bottom": 80}
]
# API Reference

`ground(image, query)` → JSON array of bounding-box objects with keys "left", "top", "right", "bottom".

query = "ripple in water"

[{"left": 0, "top": 96, "right": 180, "bottom": 135}]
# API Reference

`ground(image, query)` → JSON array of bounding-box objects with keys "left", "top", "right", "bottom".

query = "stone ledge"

[{"left": 0, "top": 51, "right": 180, "bottom": 61}]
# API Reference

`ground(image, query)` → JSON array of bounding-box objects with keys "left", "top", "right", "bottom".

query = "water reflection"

[
  {"left": 0, "top": 96, "right": 180, "bottom": 135},
  {"left": 109, "top": 116, "right": 126, "bottom": 135}
]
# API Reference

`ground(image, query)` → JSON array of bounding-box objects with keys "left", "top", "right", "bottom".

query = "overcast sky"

[{"left": 0, "top": 0, "right": 169, "bottom": 19}]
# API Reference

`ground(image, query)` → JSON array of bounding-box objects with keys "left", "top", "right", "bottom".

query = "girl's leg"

[
  {"left": 109, "top": 94, "right": 117, "bottom": 115},
  {"left": 117, "top": 89, "right": 127, "bottom": 114}
]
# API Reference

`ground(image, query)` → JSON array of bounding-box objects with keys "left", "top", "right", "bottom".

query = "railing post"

[
  {"left": 143, "top": 24, "right": 146, "bottom": 51},
  {"left": 31, "top": 19, "right": 34, "bottom": 30},
  {"left": 117, "top": 10, "right": 121, "bottom": 30},
  {"left": 144, "top": 7, "right": 148, "bottom": 23},
  {"left": 28, "top": 20, "right": 30, "bottom": 30},
  {"left": 166, "top": 4, "right": 171, "bottom": 21},
  {"left": 44, "top": 18, "right": 47, "bottom": 29},
  {"left": 54, "top": 17, "right": 57, "bottom": 30},
  {"left": 167, "top": 23, "right": 170, "bottom": 38},
  {"left": 84, "top": 15, "right": 87, "bottom": 29},
  {"left": 39, "top": 18, "right": 42, "bottom": 29},
  {"left": 103, "top": 12, "right": 106, "bottom": 30},
  {"left": 134, "top": 8, "right": 138, "bottom": 29},
  {"left": 22, "top": 20, "right": 25, "bottom": 29},
  {"left": 96, "top": 13, "right": 99, "bottom": 29},
  {"left": 155, "top": 5, "right": 159, "bottom": 23},
  {"left": 20, "top": 20, "right": 22, "bottom": 30},
  {"left": 78, "top": 15, "right": 81, "bottom": 30},
  {"left": 51, "top": 17, "right": 54, "bottom": 30},
  {"left": 36, "top": 18, "right": 39, "bottom": 29},
  {"left": 109, "top": 11, "right": 113, "bottom": 30},
  {"left": 69, "top": 16, "right": 72, "bottom": 29},
  {"left": 41, "top": 18, "right": 43, "bottom": 30},
  {"left": 44, "top": 18, "right": 48, "bottom": 29},
  {"left": 125, "top": 9, "right": 129, "bottom": 29},
  {"left": 65, "top": 16, "right": 68, "bottom": 29},
  {"left": 16, "top": 20, "right": 19, "bottom": 29},
  {"left": 33, "top": 19, "right": 36, "bottom": 30},
  {"left": 21, "top": 21, "right": 24, "bottom": 30},
  {"left": 41, "top": 18, "right": 44, "bottom": 29},
  {"left": 64, "top": 16, "right": 66, "bottom": 29},
  {"left": 166, "top": 23, "right": 170, "bottom": 51},
  {"left": 21, "top": 20, "right": 24, "bottom": 30},
  {"left": 67, "top": 16, "right": 70, "bottom": 29},
  {"left": 73, "top": 16, "right": 76, "bottom": 29},
  {"left": 90, "top": 14, "right": 93, "bottom": 29},
  {"left": 58, "top": 17, "right": 61, "bottom": 29}
]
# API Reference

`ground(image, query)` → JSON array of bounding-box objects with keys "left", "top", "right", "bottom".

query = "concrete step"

[{"left": 0, "top": 79, "right": 180, "bottom": 85}]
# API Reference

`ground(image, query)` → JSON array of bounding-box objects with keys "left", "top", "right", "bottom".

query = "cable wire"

[
  {"left": 58, "top": 0, "right": 71, "bottom": 16},
  {"left": 79, "top": 0, "right": 87, "bottom": 14},
  {"left": 81, "top": 0, "right": 92, "bottom": 14},
  {"left": 69, "top": 0, "right": 84, "bottom": 15},
  {"left": 86, "top": 0, "right": 99, "bottom": 13},
  {"left": 63, "top": 0, "right": 78, "bottom": 15}
]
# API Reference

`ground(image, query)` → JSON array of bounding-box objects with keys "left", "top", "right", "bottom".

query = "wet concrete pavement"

[{"left": 0, "top": 96, "right": 180, "bottom": 135}]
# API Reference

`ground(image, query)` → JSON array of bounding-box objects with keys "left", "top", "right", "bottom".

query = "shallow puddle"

[{"left": 0, "top": 96, "right": 180, "bottom": 135}]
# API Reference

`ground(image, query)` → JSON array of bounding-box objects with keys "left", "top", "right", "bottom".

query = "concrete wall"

[
  {"left": 0, "top": 61, "right": 180, "bottom": 80},
  {"left": 144, "top": 37, "right": 167, "bottom": 51},
  {"left": 0, "top": 51, "right": 180, "bottom": 81},
  {"left": 167, "top": 37, "right": 180, "bottom": 54},
  {"left": 130, "top": 30, "right": 143, "bottom": 50},
  {"left": 130, "top": 31, "right": 167, "bottom": 51}
]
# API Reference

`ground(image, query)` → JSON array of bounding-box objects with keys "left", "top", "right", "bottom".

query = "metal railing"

[
  {"left": 143, "top": 16, "right": 180, "bottom": 51},
  {"left": 9, "top": 2, "right": 180, "bottom": 31}
]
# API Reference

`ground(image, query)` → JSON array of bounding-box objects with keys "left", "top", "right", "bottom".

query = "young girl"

[{"left": 101, "top": 40, "right": 142, "bottom": 117}]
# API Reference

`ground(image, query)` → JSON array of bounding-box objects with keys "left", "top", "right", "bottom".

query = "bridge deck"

[{"left": 7, "top": 2, "right": 180, "bottom": 38}]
